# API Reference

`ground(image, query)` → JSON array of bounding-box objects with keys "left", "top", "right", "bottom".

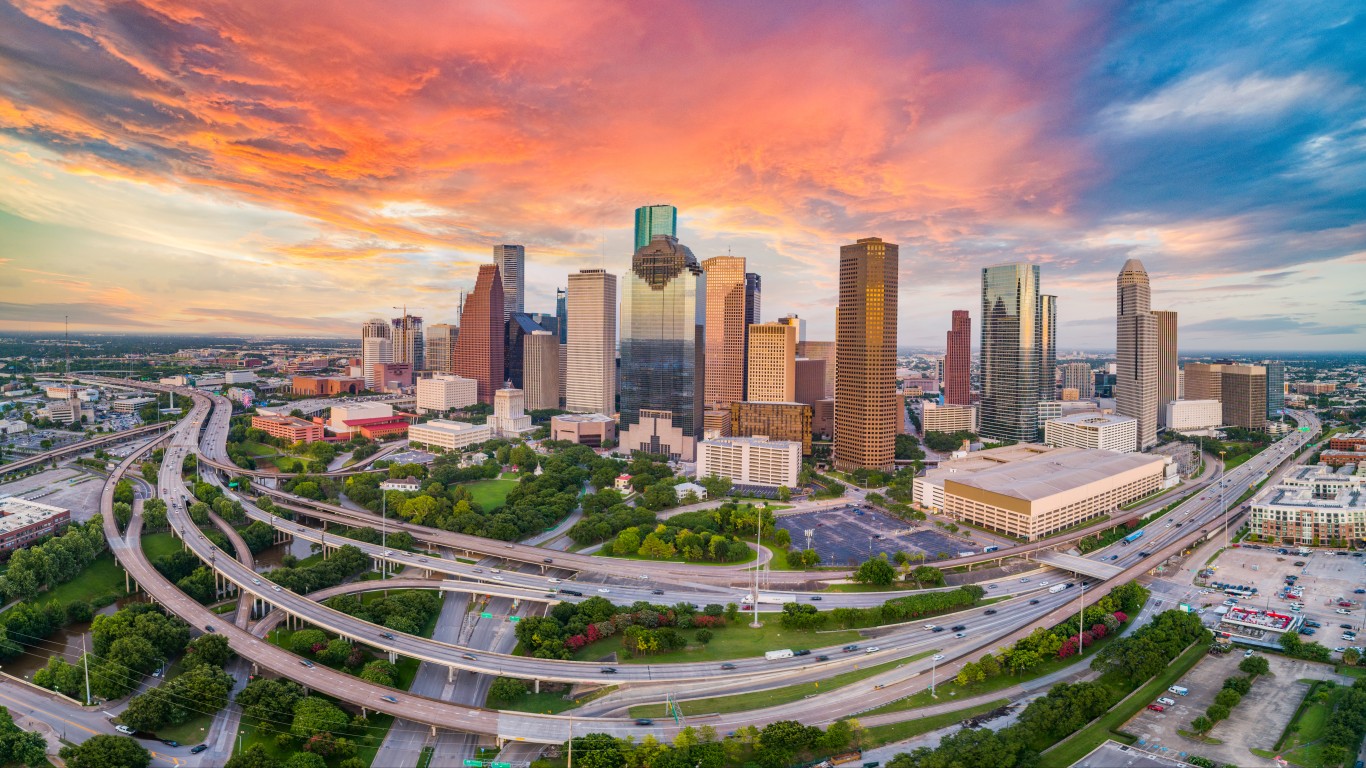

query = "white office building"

[
  {"left": 1163, "top": 399, "right": 1223, "bottom": 432},
  {"left": 697, "top": 435, "right": 801, "bottom": 489},
  {"left": 416, "top": 374, "right": 478, "bottom": 414},
  {"left": 1043, "top": 413, "right": 1139, "bottom": 453},
  {"left": 328, "top": 402, "right": 393, "bottom": 434},
  {"left": 408, "top": 419, "right": 492, "bottom": 452},
  {"left": 921, "top": 402, "right": 977, "bottom": 434},
  {"left": 491, "top": 388, "right": 537, "bottom": 439}
]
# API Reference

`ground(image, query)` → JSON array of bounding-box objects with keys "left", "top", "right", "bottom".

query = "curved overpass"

[{"left": 0, "top": 422, "right": 169, "bottom": 477}]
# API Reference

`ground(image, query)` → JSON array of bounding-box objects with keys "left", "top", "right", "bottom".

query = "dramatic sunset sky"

[{"left": 1, "top": 0, "right": 1363, "bottom": 350}]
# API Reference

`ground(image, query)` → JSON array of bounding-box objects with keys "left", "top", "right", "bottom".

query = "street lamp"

[
  {"left": 930, "top": 653, "right": 943, "bottom": 696},
  {"left": 1219, "top": 450, "right": 1228, "bottom": 549}
]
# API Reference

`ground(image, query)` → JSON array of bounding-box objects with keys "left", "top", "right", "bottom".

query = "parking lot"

[
  {"left": 1201, "top": 546, "right": 1366, "bottom": 645},
  {"left": 385, "top": 449, "right": 435, "bottom": 465},
  {"left": 776, "top": 506, "right": 975, "bottom": 565},
  {"left": 1125, "top": 651, "right": 1348, "bottom": 767},
  {"left": 0, "top": 466, "right": 105, "bottom": 520}
]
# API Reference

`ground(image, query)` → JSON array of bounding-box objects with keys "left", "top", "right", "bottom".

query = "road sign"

[
  {"left": 509, "top": 615, "right": 521, "bottom": 622},
  {"left": 492, "top": 763, "right": 512, "bottom": 768},
  {"left": 480, "top": 612, "right": 493, "bottom": 619},
  {"left": 463, "top": 761, "right": 483, "bottom": 767}
]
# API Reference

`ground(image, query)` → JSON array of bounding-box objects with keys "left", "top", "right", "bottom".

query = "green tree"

[
  {"left": 184, "top": 633, "right": 232, "bottom": 669},
  {"left": 487, "top": 677, "right": 528, "bottom": 707},
  {"left": 1238, "top": 655, "right": 1270, "bottom": 676},
  {"left": 853, "top": 555, "right": 897, "bottom": 587},
  {"left": 225, "top": 744, "right": 281, "bottom": 768},
  {"left": 59, "top": 735, "right": 150, "bottom": 768},
  {"left": 291, "top": 697, "right": 349, "bottom": 739},
  {"left": 1190, "top": 715, "right": 1213, "bottom": 734},
  {"left": 236, "top": 679, "right": 304, "bottom": 731}
]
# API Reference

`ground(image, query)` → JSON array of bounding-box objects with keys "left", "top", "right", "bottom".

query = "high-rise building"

[
  {"left": 360, "top": 318, "right": 391, "bottom": 390},
  {"left": 778, "top": 314, "right": 806, "bottom": 343},
  {"left": 1155, "top": 310, "right": 1178, "bottom": 424},
  {"left": 491, "top": 245, "right": 525, "bottom": 320},
  {"left": 944, "top": 310, "right": 971, "bottom": 406},
  {"left": 1040, "top": 295, "right": 1057, "bottom": 401},
  {"left": 619, "top": 235, "right": 705, "bottom": 461},
  {"left": 451, "top": 264, "right": 505, "bottom": 404},
  {"left": 798, "top": 341, "right": 836, "bottom": 400},
  {"left": 1265, "top": 360, "right": 1285, "bottom": 420},
  {"left": 1184, "top": 362, "right": 1222, "bottom": 403},
  {"left": 794, "top": 358, "right": 827, "bottom": 407},
  {"left": 391, "top": 314, "right": 424, "bottom": 370},
  {"left": 1115, "top": 259, "right": 1158, "bottom": 450},
  {"left": 491, "top": 388, "right": 536, "bottom": 438},
  {"left": 1222, "top": 365, "right": 1268, "bottom": 431},
  {"left": 425, "top": 323, "right": 457, "bottom": 373},
  {"left": 833, "top": 237, "right": 898, "bottom": 472},
  {"left": 1059, "top": 362, "right": 1094, "bottom": 399},
  {"left": 980, "top": 263, "right": 1043, "bottom": 443},
  {"left": 555, "top": 286, "right": 568, "bottom": 407},
  {"left": 744, "top": 273, "right": 762, "bottom": 327},
  {"left": 523, "top": 330, "right": 560, "bottom": 411},
  {"left": 505, "top": 314, "right": 553, "bottom": 389},
  {"left": 701, "top": 256, "right": 747, "bottom": 410},
  {"left": 747, "top": 322, "right": 797, "bottom": 402},
  {"left": 633, "top": 204, "right": 677, "bottom": 250},
  {"left": 565, "top": 268, "right": 617, "bottom": 415}
]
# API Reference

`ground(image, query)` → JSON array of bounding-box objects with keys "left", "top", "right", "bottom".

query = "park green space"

[
  {"left": 572, "top": 615, "right": 862, "bottom": 665},
  {"left": 31, "top": 551, "right": 127, "bottom": 609},
  {"left": 628, "top": 653, "right": 933, "bottom": 718},
  {"left": 858, "top": 698, "right": 1010, "bottom": 748},
  {"left": 241, "top": 441, "right": 278, "bottom": 457},
  {"left": 465, "top": 477, "right": 518, "bottom": 509},
  {"left": 593, "top": 547, "right": 758, "bottom": 567}
]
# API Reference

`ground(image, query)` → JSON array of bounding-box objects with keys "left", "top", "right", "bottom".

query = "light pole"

[
  {"left": 930, "top": 654, "right": 942, "bottom": 697},
  {"left": 751, "top": 516, "right": 763, "bottom": 629},
  {"left": 1220, "top": 450, "right": 1228, "bottom": 549}
]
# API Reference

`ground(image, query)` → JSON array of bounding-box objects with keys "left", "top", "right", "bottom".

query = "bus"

[
  {"left": 1121, "top": 530, "right": 1145, "bottom": 545},
  {"left": 983, "top": 545, "right": 1000, "bottom": 553}
]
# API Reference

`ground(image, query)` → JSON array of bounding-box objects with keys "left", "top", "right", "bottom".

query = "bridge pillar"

[
  {"left": 251, "top": 662, "right": 259, "bottom": 676},
  {"left": 362, "top": 707, "right": 368, "bottom": 718},
  {"left": 388, "top": 651, "right": 397, "bottom": 664},
  {"left": 431, "top": 725, "right": 437, "bottom": 737},
  {"left": 448, "top": 665, "right": 455, "bottom": 683},
  {"left": 534, "top": 679, "right": 540, "bottom": 694}
]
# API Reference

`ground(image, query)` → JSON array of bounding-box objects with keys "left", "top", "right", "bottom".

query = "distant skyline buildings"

[
  {"left": 390, "top": 314, "right": 424, "bottom": 371},
  {"left": 492, "top": 244, "right": 525, "bottom": 320},
  {"left": 633, "top": 204, "right": 677, "bottom": 251}
]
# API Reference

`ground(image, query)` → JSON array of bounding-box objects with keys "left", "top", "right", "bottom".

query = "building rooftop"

[
  {"left": 1047, "top": 413, "right": 1136, "bottom": 428},
  {"left": 411, "top": 419, "right": 488, "bottom": 434},
  {"left": 0, "top": 498, "right": 69, "bottom": 534},
  {"left": 929, "top": 442, "right": 1059, "bottom": 477},
  {"left": 946, "top": 447, "right": 1166, "bottom": 501},
  {"left": 701, "top": 435, "right": 801, "bottom": 451},
  {"left": 551, "top": 413, "right": 615, "bottom": 424},
  {"left": 1263, "top": 485, "right": 1366, "bottom": 511},
  {"left": 253, "top": 413, "right": 316, "bottom": 428}
]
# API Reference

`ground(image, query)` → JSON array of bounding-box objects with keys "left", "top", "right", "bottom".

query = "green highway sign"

[
  {"left": 480, "top": 612, "right": 493, "bottom": 619},
  {"left": 1299, "top": 426, "right": 1311, "bottom": 432},
  {"left": 492, "top": 762, "right": 512, "bottom": 768},
  {"left": 463, "top": 761, "right": 482, "bottom": 767},
  {"left": 509, "top": 616, "right": 521, "bottom": 622}
]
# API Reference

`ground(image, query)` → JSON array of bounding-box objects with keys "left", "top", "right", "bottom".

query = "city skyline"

[{"left": 0, "top": 2, "right": 1362, "bottom": 350}]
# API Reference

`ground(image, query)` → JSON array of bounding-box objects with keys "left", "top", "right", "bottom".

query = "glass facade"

[
  {"left": 1040, "top": 294, "right": 1057, "bottom": 401},
  {"left": 1266, "top": 360, "right": 1285, "bottom": 419},
  {"left": 619, "top": 235, "right": 705, "bottom": 437},
  {"left": 980, "top": 263, "right": 1042, "bottom": 442},
  {"left": 633, "top": 204, "right": 678, "bottom": 250}
]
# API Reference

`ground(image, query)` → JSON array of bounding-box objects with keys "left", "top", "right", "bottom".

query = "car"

[
  {"left": 190, "top": 745, "right": 208, "bottom": 754},
  {"left": 543, "top": 558, "right": 554, "bottom": 564},
  {"left": 1294, "top": 561, "right": 1307, "bottom": 566},
  {"left": 299, "top": 660, "right": 315, "bottom": 668},
  {"left": 1343, "top": 623, "right": 1355, "bottom": 629},
  {"left": 115, "top": 725, "right": 135, "bottom": 735},
  {"left": 651, "top": 589, "right": 665, "bottom": 595},
  {"left": 381, "top": 695, "right": 398, "bottom": 703},
  {"left": 865, "top": 646, "right": 880, "bottom": 654},
  {"left": 600, "top": 667, "right": 618, "bottom": 674},
  {"left": 380, "top": 632, "right": 396, "bottom": 640},
  {"left": 1337, "top": 647, "right": 1348, "bottom": 653},
  {"left": 924, "top": 624, "right": 938, "bottom": 631},
  {"left": 951, "top": 625, "right": 966, "bottom": 631},
  {"left": 932, "top": 654, "right": 945, "bottom": 661},
  {"left": 1020, "top": 577, "right": 1030, "bottom": 583},
  {"left": 1039, "top": 581, "right": 1049, "bottom": 587},
  {"left": 984, "top": 609, "right": 997, "bottom": 615},
  {"left": 816, "top": 655, "right": 830, "bottom": 661},
  {"left": 419, "top": 558, "right": 428, "bottom": 563},
  {"left": 810, "top": 595, "right": 822, "bottom": 601},
  {"left": 842, "top": 645, "right": 860, "bottom": 652},
  {"left": 382, "top": 550, "right": 393, "bottom": 556},
  {"left": 272, "top": 586, "right": 281, "bottom": 592},
  {"left": 1244, "top": 649, "right": 1255, "bottom": 658},
  {"left": 740, "top": 605, "right": 753, "bottom": 611},
  {"left": 635, "top": 718, "right": 654, "bottom": 726},
  {"left": 720, "top": 663, "right": 737, "bottom": 670},
  {"left": 1339, "top": 609, "right": 1353, "bottom": 615},
  {"left": 204, "top": 624, "right": 216, "bottom": 633},
  {"left": 490, "top": 568, "right": 501, "bottom": 574},
  {"left": 549, "top": 578, "right": 562, "bottom": 584},
  {"left": 1356, "top": 589, "right": 1366, "bottom": 595},
  {"left": 161, "top": 739, "right": 180, "bottom": 747},
  {"left": 492, "top": 575, "right": 505, "bottom": 581},
  {"left": 1342, "top": 601, "right": 1356, "bottom": 607},
  {"left": 1029, "top": 599, "right": 1040, "bottom": 605},
  {"left": 473, "top": 568, "right": 483, "bottom": 573},
  {"left": 988, "top": 584, "right": 998, "bottom": 590},
  {"left": 1147, "top": 704, "right": 1165, "bottom": 712},
  {"left": 1157, "top": 697, "right": 1176, "bottom": 706},
  {"left": 252, "top": 578, "right": 261, "bottom": 585},
  {"left": 931, "top": 626, "right": 945, "bottom": 632},
  {"left": 598, "top": 588, "right": 611, "bottom": 593},
  {"left": 794, "top": 649, "right": 811, "bottom": 656},
  {"left": 461, "top": 653, "right": 477, "bottom": 661},
  {"left": 955, "top": 632, "right": 967, "bottom": 638}
]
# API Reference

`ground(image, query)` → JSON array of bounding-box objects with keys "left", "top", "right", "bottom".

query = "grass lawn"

[
  {"left": 241, "top": 441, "right": 278, "bottom": 457},
  {"left": 500, "top": 689, "right": 584, "bottom": 715},
  {"left": 1038, "top": 641, "right": 1207, "bottom": 767},
  {"left": 858, "top": 698, "right": 1010, "bottom": 748},
  {"left": 32, "top": 551, "right": 127, "bottom": 609},
  {"left": 572, "top": 619, "right": 863, "bottom": 665},
  {"left": 142, "top": 531, "right": 183, "bottom": 561},
  {"left": 629, "top": 654, "right": 933, "bottom": 718},
  {"left": 464, "top": 477, "right": 519, "bottom": 510}
]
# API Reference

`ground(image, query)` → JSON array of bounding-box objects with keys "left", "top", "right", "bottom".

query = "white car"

[
  {"left": 932, "top": 654, "right": 945, "bottom": 661},
  {"left": 1157, "top": 696, "right": 1176, "bottom": 706},
  {"left": 865, "top": 646, "right": 880, "bottom": 654},
  {"left": 115, "top": 725, "right": 135, "bottom": 735},
  {"left": 598, "top": 588, "right": 611, "bottom": 593}
]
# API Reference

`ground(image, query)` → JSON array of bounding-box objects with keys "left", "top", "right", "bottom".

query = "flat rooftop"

[
  {"left": 0, "top": 497, "right": 69, "bottom": 533},
  {"left": 1262, "top": 486, "right": 1366, "bottom": 510},
  {"left": 551, "top": 413, "right": 614, "bottom": 424},
  {"left": 946, "top": 447, "right": 1165, "bottom": 501},
  {"left": 1048, "top": 412, "right": 1136, "bottom": 428},
  {"left": 701, "top": 435, "right": 801, "bottom": 450},
  {"left": 411, "top": 419, "right": 488, "bottom": 434}
]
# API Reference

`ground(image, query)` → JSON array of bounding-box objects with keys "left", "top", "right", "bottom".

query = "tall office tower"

[
  {"left": 425, "top": 323, "right": 457, "bottom": 373},
  {"left": 360, "top": 318, "right": 391, "bottom": 388},
  {"left": 1155, "top": 310, "right": 1178, "bottom": 424},
  {"left": 797, "top": 340, "right": 836, "bottom": 399},
  {"left": 833, "top": 237, "right": 898, "bottom": 472},
  {"left": 391, "top": 314, "right": 425, "bottom": 370},
  {"left": 747, "top": 322, "right": 797, "bottom": 402},
  {"left": 980, "top": 263, "right": 1043, "bottom": 443},
  {"left": 1265, "top": 360, "right": 1285, "bottom": 420},
  {"left": 505, "top": 314, "right": 553, "bottom": 389},
  {"left": 744, "top": 273, "right": 762, "bottom": 326},
  {"left": 523, "top": 330, "right": 560, "bottom": 411},
  {"left": 565, "top": 268, "right": 617, "bottom": 414},
  {"left": 556, "top": 286, "right": 568, "bottom": 408},
  {"left": 778, "top": 314, "right": 806, "bottom": 342},
  {"left": 361, "top": 337, "right": 393, "bottom": 390},
  {"left": 1115, "top": 259, "right": 1158, "bottom": 450},
  {"left": 451, "top": 264, "right": 505, "bottom": 404},
  {"left": 491, "top": 245, "right": 525, "bottom": 320},
  {"left": 794, "top": 358, "right": 827, "bottom": 406},
  {"left": 1222, "top": 364, "right": 1268, "bottom": 430},
  {"left": 633, "top": 204, "right": 677, "bottom": 250},
  {"left": 1184, "top": 362, "right": 1222, "bottom": 401},
  {"left": 943, "top": 310, "right": 971, "bottom": 405},
  {"left": 702, "top": 256, "right": 747, "bottom": 410},
  {"left": 619, "top": 235, "right": 705, "bottom": 460},
  {"left": 1060, "top": 362, "right": 1095, "bottom": 399},
  {"left": 1040, "top": 295, "right": 1058, "bottom": 401}
]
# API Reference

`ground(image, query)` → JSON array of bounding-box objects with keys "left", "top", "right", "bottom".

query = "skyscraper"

[
  {"left": 565, "top": 268, "right": 617, "bottom": 414},
  {"left": 633, "top": 204, "right": 677, "bottom": 250},
  {"left": 360, "top": 318, "right": 391, "bottom": 389},
  {"left": 744, "top": 273, "right": 762, "bottom": 327},
  {"left": 1265, "top": 360, "right": 1285, "bottom": 420},
  {"left": 619, "top": 235, "right": 705, "bottom": 460},
  {"left": 425, "top": 323, "right": 457, "bottom": 373},
  {"left": 523, "top": 330, "right": 560, "bottom": 411},
  {"left": 747, "top": 322, "right": 797, "bottom": 402},
  {"left": 505, "top": 313, "right": 553, "bottom": 389},
  {"left": 834, "top": 237, "right": 898, "bottom": 472},
  {"left": 1221, "top": 364, "right": 1268, "bottom": 430},
  {"left": 980, "top": 263, "right": 1042, "bottom": 443},
  {"left": 451, "top": 264, "right": 504, "bottom": 404},
  {"left": 1040, "top": 294, "right": 1057, "bottom": 401},
  {"left": 1115, "top": 259, "right": 1158, "bottom": 450},
  {"left": 1155, "top": 310, "right": 1178, "bottom": 424},
  {"left": 943, "top": 310, "right": 971, "bottom": 406},
  {"left": 556, "top": 286, "right": 568, "bottom": 408},
  {"left": 701, "top": 256, "right": 747, "bottom": 410},
  {"left": 391, "top": 314, "right": 424, "bottom": 370},
  {"left": 1060, "top": 362, "right": 1095, "bottom": 398},
  {"left": 778, "top": 314, "right": 806, "bottom": 342},
  {"left": 797, "top": 340, "right": 836, "bottom": 400},
  {"left": 492, "top": 245, "right": 525, "bottom": 320}
]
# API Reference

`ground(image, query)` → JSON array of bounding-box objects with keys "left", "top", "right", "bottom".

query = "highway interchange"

[{"left": 80, "top": 374, "right": 1320, "bottom": 753}]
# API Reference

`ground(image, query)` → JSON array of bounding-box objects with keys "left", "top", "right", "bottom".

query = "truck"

[
  {"left": 1168, "top": 685, "right": 1189, "bottom": 696},
  {"left": 1049, "top": 584, "right": 1067, "bottom": 594},
  {"left": 957, "top": 551, "right": 975, "bottom": 558},
  {"left": 1122, "top": 529, "right": 1145, "bottom": 545},
  {"left": 765, "top": 649, "right": 795, "bottom": 660}
]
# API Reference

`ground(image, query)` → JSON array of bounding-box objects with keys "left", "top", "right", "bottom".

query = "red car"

[
  {"left": 1147, "top": 704, "right": 1165, "bottom": 712},
  {"left": 1340, "top": 601, "right": 1354, "bottom": 607},
  {"left": 740, "top": 605, "right": 753, "bottom": 611}
]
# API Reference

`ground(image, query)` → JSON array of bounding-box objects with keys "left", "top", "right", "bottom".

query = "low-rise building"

[
  {"left": 921, "top": 402, "right": 977, "bottom": 434},
  {"left": 224, "top": 371, "right": 258, "bottom": 384},
  {"left": 1036, "top": 399, "right": 1101, "bottom": 432},
  {"left": 614, "top": 474, "right": 633, "bottom": 491},
  {"left": 416, "top": 374, "right": 479, "bottom": 414},
  {"left": 729, "top": 401, "right": 812, "bottom": 454},
  {"left": 380, "top": 476, "right": 423, "bottom": 492},
  {"left": 550, "top": 413, "right": 616, "bottom": 447},
  {"left": 1320, "top": 450, "right": 1366, "bottom": 468},
  {"left": 291, "top": 376, "right": 364, "bottom": 396},
  {"left": 491, "top": 388, "right": 537, "bottom": 439},
  {"left": 1163, "top": 399, "right": 1223, "bottom": 432},
  {"left": 1043, "top": 413, "right": 1138, "bottom": 453},
  {"left": 110, "top": 396, "right": 157, "bottom": 414},
  {"left": 1294, "top": 381, "right": 1337, "bottom": 395},
  {"left": 1330, "top": 431, "right": 1366, "bottom": 453},
  {"left": 371, "top": 363, "right": 413, "bottom": 393},
  {"left": 408, "top": 419, "right": 492, "bottom": 452},
  {"left": 329, "top": 402, "right": 393, "bottom": 434},
  {"left": 0, "top": 498, "right": 71, "bottom": 552},
  {"left": 45, "top": 397, "right": 82, "bottom": 423},
  {"left": 251, "top": 413, "right": 324, "bottom": 443},
  {"left": 674, "top": 481, "right": 709, "bottom": 501},
  {"left": 697, "top": 435, "right": 801, "bottom": 488},
  {"left": 1250, "top": 464, "right": 1366, "bottom": 546}
]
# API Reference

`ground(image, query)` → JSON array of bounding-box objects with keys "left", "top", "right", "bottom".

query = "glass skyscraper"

[
  {"left": 633, "top": 204, "right": 678, "bottom": 250},
  {"left": 619, "top": 234, "right": 705, "bottom": 438},
  {"left": 980, "top": 263, "right": 1043, "bottom": 442},
  {"left": 1265, "top": 360, "right": 1285, "bottom": 419}
]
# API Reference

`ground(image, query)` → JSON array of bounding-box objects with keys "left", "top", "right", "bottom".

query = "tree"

[
  {"left": 908, "top": 565, "right": 946, "bottom": 588},
  {"left": 225, "top": 744, "right": 281, "bottom": 768},
  {"left": 487, "top": 677, "right": 528, "bottom": 707},
  {"left": 757, "top": 720, "right": 822, "bottom": 768},
  {"left": 59, "top": 735, "right": 151, "bottom": 768},
  {"left": 289, "top": 629, "right": 329, "bottom": 656},
  {"left": 184, "top": 633, "right": 232, "bottom": 669},
  {"left": 0, "top": 706, "right": 46, "bottom": 767},
  {"left": 1206, "top": 703, "right": 1230, "bottom": 722},
  {"left": 1190, "top": 715, "right": 1214, "bottom": 734},
  {"left": 1238, "top": 655, "right": 1270, "bottom": 676},
  {"left": 284, "top": 753, "right": 326, "bottom": 768},
  {"left": 853, "top": 555, "right": 897, "bottom": 587},
  {"left": 291, "top": 697, "right": 349, "bottom": 739}
]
